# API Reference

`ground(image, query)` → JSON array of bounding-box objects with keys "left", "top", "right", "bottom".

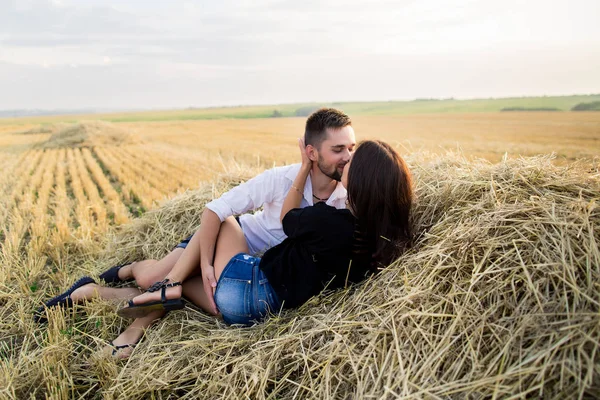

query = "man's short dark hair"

[{"left": 304, "top": 108, "right": 352, "bottom": 149}]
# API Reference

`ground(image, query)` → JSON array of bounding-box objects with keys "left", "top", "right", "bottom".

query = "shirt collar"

[
  {"left": 284, "top": 163, "right": 302, "bottom": 181},
  {"left": 329, "top": 181, "right": 347, "bottom": 202},
  {"left": 285, "top": 163, "right": 313, "bottom": 204},
  {"left": 285, "top": 163, "right": 347, "bottom": 205}
]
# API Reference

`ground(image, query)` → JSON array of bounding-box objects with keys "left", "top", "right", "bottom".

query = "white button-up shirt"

[{"left": 205, "top": 163, "right": 347, "bottom": 255}]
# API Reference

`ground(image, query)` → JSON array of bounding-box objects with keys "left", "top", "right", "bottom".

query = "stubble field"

[
  {"left": 1, "top": 112, "right": 598, "bottom": 250},
  {"left": 0, "top": 111, "right": 599, "bottom": 399}
]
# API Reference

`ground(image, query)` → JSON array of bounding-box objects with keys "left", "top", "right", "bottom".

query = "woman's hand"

[
  {"left": 299, "top": 138, "right": 312, "bottom": 171},
  {"left": 281, "top": 138, "right": 313, "bottom": 222},
  {"left": 200, "top": 261, "right": 218, "bottom": 315}
]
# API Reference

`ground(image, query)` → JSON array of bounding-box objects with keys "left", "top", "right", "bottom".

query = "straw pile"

[
  {"left": 29, "top": 121, "right": 141, "bottom": 148},
  {"left": 10, "top": 153, "right": 600, "bottom": 399}
]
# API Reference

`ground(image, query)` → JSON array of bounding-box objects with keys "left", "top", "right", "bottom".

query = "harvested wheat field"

[{"left": 0, "top": 114, "right": 599, "bottom": 398}]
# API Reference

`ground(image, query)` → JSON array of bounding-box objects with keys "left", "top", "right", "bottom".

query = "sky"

[{"left": 1, "top": 0, "right": 599, "bottom": 109}]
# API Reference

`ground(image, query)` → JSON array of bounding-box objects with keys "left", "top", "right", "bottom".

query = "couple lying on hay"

[{"left": 35, "top": 108, "right": 414, "bottom": 358}]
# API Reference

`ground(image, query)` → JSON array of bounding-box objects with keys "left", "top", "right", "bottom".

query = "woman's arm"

[
  {"left": 163, "top": 208, "right": 222, "bottom": 314},
  {"left": 280, "top": 138, "right": 312, "bottom": 223}
]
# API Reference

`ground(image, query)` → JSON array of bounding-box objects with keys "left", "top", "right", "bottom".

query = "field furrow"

[
  {"left": 81, "top": 148, "right": 130, "bottom": 225},
  {"left": 72, "top": 148, "right": 108, "bottom": 230},
  {"left": 93, "top": 146, "right": 134, "bottom": 203},
  {"left": 141, "top": 142, "right": 218, "bottom": 185},
  {"left": 51, "top": 148, "right": 72, "bottom": 245},
  {"left": 2, "top": 150, "right": 50, "bottom": 254},
  {"left": 29, "top": 149, "right": 57, "bottom": 247},
  {"left": 66, "top": 148, "right": 94, "bottom": 236},
  {"left": 0, "top": 152, "right": 20, "bottom": 184},
  {"left": 108, "top": 146, "right": 173, "bottom": 196},
  {"left": 117, "top": 146, "right": 185, "bottom": 193},
  {"left": 8, "top": 149, "right": 44, "bottom": 207},
  {"left": 0, "top": 151, "right": 29, "bottom": 230},
  {"left": 94, "top": 146, "right": 163, "bottom": 210}
]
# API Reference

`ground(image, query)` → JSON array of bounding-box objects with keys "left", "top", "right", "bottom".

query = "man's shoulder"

[{"left": 258, "top": 163, "right": 301, "bottom": 181}]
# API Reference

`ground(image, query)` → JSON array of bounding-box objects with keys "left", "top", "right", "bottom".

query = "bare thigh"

[
  {"left": 213, "top": 216, "right": 249, "bottom": 281},
  {"left": 182, "top": 276, "right": 217, "bottom": 315},
  {"left": 132, "top": 248, "right": 187, "bottom": 289}
]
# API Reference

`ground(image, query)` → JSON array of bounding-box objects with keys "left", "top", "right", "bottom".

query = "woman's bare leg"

[
  {"left": 212, "top": 218, "right": 249, "bottom": 281},
  {"left": 116, "top": 260, "right": 157, "bottom": 281},
  {"left": 114, "top": 248, "right": 187, "bottom": 288},
  {"left": 101, "top": 249, "right": 186, "bottom": 358},
  {"left": 181, "top": 276, "right": 216, "bottom": 315},
  {"left": 130, "top": 248, "right": 189, "bottom": 289},
  {"left": 181, "top": 217, "right": 249, "bottom": 314},
  {"left": 102, "top": 250, "right": 185, "bottom": 358},
  {"left": 105, "top": 310, "right": 165, "bottom": 359},
  {"left": 70, "top": 285, "right": 142, "bottom": 302},
  {"left": 129, "top": 217, "right": 248, "bottom": 306},
  {"left": 70, "top": 249, "right": 187, "bottom": 302},
  {"left": 107, "top": 219, "right": 248, "bottom": 358}
]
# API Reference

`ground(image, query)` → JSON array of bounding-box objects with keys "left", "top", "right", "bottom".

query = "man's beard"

[{"left": 317, "top": 155, "right": 342, "bottom": 181}]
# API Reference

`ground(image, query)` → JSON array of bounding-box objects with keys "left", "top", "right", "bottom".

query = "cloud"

[{"left": 0, "top": 0, "right": 599, "bottom": 109}]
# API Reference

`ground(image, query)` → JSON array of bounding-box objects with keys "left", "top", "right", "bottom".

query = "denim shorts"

[{"left": 214, "top": 253, "right": 282, "bottom": 326}]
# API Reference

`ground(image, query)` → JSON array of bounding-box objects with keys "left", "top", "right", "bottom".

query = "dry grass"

[{"left": 1, "top": 152, "right": 598, "bottom": 399}]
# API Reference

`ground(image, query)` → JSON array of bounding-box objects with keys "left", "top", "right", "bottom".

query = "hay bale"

[
  {"left": 34, "top": 121, "right": 141, "bottom": 149},
  {"left": 93, "top": 153, "right": 599, "bottom": 399},
  {"left": 17, "top": 124, "right": 70, "bottom": 135}
]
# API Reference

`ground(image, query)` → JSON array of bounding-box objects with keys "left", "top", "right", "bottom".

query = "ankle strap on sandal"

[{"left": 147, "top": 279, "right": 182, "bottom": 293}]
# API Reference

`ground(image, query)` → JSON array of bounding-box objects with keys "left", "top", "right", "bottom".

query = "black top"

[{"left": 259, "top": 202, "right": 372, "bottom": 309}]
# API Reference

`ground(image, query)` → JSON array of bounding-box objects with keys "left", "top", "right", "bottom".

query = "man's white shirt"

[{"left": 205, "top": 163, "right": 347, "bottom": 255}]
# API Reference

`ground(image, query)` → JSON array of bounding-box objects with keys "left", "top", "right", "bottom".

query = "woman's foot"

[
  {"left": 132, "top": 282, "right": 183, "bottom": 305},
  {"left": 34, "top": 277, "right": 96, "bottom": 323},
  {"left": 98, "top": 262, "right": 136, "bottom": 285},
  {"left": 103, "top": 328, "right": 144, "bottom": 359},
  {"left": 69, "top": 282, "right": 100, "bottom": 301},
  {"left": 102, "top": 309, "right": 163, "bottom": 359},
  {"left": 117, "top": 280, "right": 184, "bottom": 318}
]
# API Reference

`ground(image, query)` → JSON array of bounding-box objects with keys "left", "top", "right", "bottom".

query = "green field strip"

[{"left": 2, "top": 94, "right": 599, "bottom": 126}]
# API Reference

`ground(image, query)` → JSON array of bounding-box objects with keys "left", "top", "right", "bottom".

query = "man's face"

[{"left": 314, "top": 126, "right": 356, "bottom": 181}]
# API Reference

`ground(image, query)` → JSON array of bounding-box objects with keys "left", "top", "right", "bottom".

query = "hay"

[
  {"left": 30, "top": 121, "right": 141, "bottom": 149},
  {"left": 11, "top": 153, "right": 600, "bottom": 398}
]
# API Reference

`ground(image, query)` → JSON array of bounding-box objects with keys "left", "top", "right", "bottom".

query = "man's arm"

[{"left": 207, "top": 167, "right": 281, "bottom": 221}]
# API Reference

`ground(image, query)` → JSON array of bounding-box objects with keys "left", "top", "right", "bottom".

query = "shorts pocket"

[{"left": 214, "top": 277, "right": 251, "bottom": 320}]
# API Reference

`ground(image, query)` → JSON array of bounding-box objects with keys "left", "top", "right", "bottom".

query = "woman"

[{"left": 117, "top": 139, "right": 413, "bottom": 326}]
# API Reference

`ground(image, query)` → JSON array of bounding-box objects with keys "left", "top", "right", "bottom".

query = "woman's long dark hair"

[{"left": 347, "top": 140, "right": 413, "bottom": 270}]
